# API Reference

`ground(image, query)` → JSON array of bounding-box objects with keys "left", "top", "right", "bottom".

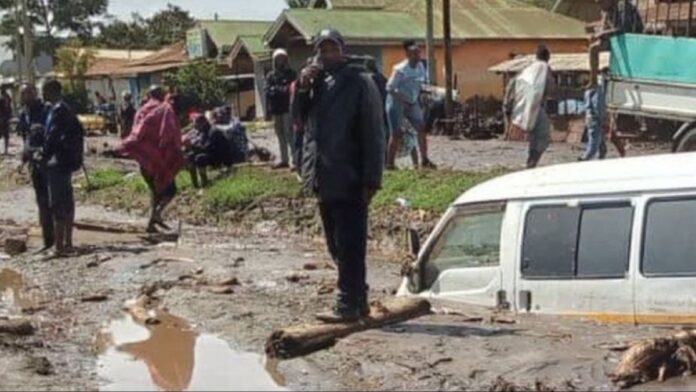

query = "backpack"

[{"left": 54, "top": 103, "right": 85, "bottom": 172}]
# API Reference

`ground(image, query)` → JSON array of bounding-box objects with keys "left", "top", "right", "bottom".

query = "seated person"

[{"left": 184, "top": 114, "right": 232, "bottom": 188}]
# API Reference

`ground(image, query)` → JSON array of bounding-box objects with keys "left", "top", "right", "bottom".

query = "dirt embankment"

[{"left": 77, "top": 166, "right": 442, "bottom": 264}]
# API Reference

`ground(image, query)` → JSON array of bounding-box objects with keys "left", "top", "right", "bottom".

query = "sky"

[{"left": 108, "top": 0, "right": 287, "bottom": 21}]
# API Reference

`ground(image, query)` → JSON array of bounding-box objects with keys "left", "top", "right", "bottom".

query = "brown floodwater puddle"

[
  {"left": 96, "top": 310, "right": 286, "bottom": 391},
  {"left": 0, "top": 268, "right": 36, "bottom": 316}
]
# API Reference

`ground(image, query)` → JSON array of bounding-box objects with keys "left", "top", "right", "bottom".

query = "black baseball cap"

[{"left": 314, "top": 28, "right": 345, "bottom": 50}]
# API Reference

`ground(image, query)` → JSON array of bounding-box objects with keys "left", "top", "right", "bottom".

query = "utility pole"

[
  {"left": 14, "top": 0, "right": 23, "bottom": 83},
  {"left": 425, "top": 0, "right": 437, "bottom": 85},
  {"left": 443, "top": 0, "right": 454, "bottom": 135},
  {"left": 21, "top": 0, "right": 34, "bottom": 84}
]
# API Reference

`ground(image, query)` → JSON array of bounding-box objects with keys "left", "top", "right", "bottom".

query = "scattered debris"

[
  {"left": 209, "top": 286, "right": 235, "bottom": 295},
  {"left": 21, "top": 305, "right": 46, "bottom": 315},
  {"left": 610, "top": 330, "right": 696, "bottom": 388},
  {"left": 140, "top": 256, "right": 195, "bottom": 270},
  {"left": 285, "top": 272, "right": 310, "bottom": 283},
  {"left": 74, "top": 221, "right": 142, "bottom": 234},
  {"left": 302, "top": 263, "right": 318, "bottom": 271},
  {"left": 86, "top": 253, "right": 113, "bottom": 268},
  {"left": 0, "top": 319, "right": 35, "bottom": 336},
  {"left": 28, "top": 356, "right": 54, "bottom": 376},
  {"left": 490, "top": 317, "right": 517, "bottom": 325},
  {"left": 81, "top": 294, "right": 109, "bottom": 303},
  {"left": 428, "top": 357, "right": 453, "bottom": 368},
  {"left": 266, "top": 298, "right": 431, "bottom": 359},
  {"left": 488, "top": 377, "right": 573, "bottom": 392},
  {"left": 316, "top": 283, "right": 335, "bottom": 296},
  {"left": 216, "top": 277, "right": 240, "bottom": 287},
  {"left": 595, "top": 342, "right": 630, "bottom": 352},
  {"left": 4, "top": 236, "right": 27, "bottom": 256},
  {"left": 124, "top": 295, "right": 160, "bottom": 325},
  {"left": 140, "top": 232, "right": 179, "bottom": 245},
  {"left": 232, "top": 257, "right": 245, "bottom": 268}
]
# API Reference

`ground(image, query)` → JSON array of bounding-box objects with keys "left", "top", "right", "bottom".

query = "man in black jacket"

[
  {"left": 265, "top": 48, "right": 297, "bottom": 169},
  {"left": 18, "top": 84, "right": 53, "bottom": 251},
  {"left": 295, "top": 29, "right": 386, "bottom": 323},
  {"left": 43, "top": 80, "right": 84, "bottom": 256}
]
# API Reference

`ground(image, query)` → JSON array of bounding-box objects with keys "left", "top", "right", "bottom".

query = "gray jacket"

[{"left": 294, "top": 62, "right": 386, "bottom": 203}]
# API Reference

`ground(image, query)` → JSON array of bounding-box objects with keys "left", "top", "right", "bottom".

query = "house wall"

[{"left": 382, "top": 38, "right": 587, "bottom": 99}]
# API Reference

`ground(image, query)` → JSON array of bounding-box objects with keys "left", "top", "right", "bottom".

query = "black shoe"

[
  {"left": 315, "top": 307, "right": 362, "bottom": 323},
  {"left": 421, "top": 159, "right": 437, "bottom": 169}
]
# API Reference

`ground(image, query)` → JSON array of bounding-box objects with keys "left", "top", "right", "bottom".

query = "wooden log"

[
  {"left": 265, "top": 298, "right": 431, "bottom": 359},
  {"left": 74, "top": 221, "right": 142, "bottom": 234}
]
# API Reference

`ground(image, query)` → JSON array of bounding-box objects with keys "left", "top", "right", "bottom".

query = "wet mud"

[{"left": 0, "top": 138, "right": 694, "bottom": 391}]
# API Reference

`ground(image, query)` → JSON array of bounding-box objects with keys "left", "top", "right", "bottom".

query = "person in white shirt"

[{"left": 385, "top": 40, "right": 436, "bottom": 169}]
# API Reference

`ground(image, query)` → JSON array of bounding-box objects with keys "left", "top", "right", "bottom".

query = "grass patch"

[
  {"left": 205, "top": 167, "right": 301, "bottom": 211},
  {"left": 85, "top": 165, "right": 509, "bottom": 215},
  {"left": 373, "top": 168, "right": 509, "bottom": 213},
  {"left": 86, "top": 168, "right": 125, "bottom": 191}
]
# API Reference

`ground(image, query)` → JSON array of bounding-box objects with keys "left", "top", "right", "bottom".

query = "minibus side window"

[
  {"left": 523, "top": 204, "right": 632, "bottom": 279},
  {"left": 577, "top": 206, "right": 633, "bottom": 278},
  {"left": 423, "top": 210, "right": 504, "bottom": 289},
  {"left": 522, "top": 207, "right": 579, "bottom": 278},
  {"left": 643, "top": 198, "right": 696, "bottom": 277}
]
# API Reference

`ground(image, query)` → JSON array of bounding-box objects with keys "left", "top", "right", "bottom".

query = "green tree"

[
  {"left": 55, "top": 43, "right": 95, "bottom": 112},
  {"left": 0, "top": 0, "right": 108, "bottom": 55},
  {"left": 92, "top": 4, "right": 195, "bottom": 50},
  {"left": 164, "top": 61, "right": 229, "bottom": 110}
]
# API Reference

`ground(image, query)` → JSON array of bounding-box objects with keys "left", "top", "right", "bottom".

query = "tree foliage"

[
  {"left": 0, "top": 0, "right": 107, "bottom": 55},
  {"left": 91, "top": 4, "right": 195, "bottom": 50},
  {"left": 163, "top": 61, "right": 229, "bottom": 110},
  {"left": 55, "top": 43, "right": 95, "bottom": 111}
]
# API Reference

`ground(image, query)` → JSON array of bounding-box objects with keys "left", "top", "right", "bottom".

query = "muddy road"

[{"left": 0, "top": 138, "right": 692, "bottom": 392}]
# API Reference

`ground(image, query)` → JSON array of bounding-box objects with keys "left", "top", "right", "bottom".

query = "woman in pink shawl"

[{"left": 120, "top": 86, "right": 185, "bottom": 232}]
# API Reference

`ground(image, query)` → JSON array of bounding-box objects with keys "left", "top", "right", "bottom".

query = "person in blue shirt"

[
  {"left": 580, "top": 68, "right": 609, "bottom": 161},
  {"left": 386, "top": 40, "right": 435, "bottom": 170}
]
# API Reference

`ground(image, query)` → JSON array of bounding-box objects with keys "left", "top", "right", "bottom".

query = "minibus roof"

[{"left": 455, "top": 152, "right": 696, "bottom": 206}]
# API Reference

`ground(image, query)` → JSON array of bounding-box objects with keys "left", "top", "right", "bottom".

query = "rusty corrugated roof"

[
  {"left": 383, "top": 0, "right": 587, "bottom": 40},
  {"left": 112, "top": 41, "right": 189, "bottom": 76},
  {"left": 489, "top": 52, "right": 610, "bottom": 73}
]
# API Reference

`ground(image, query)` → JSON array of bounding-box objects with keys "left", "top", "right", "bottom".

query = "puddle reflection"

[{"left": 97, "top": 311, "right": 286, "bottom": 391}]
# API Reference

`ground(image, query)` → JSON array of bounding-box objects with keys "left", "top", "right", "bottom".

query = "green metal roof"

[
  {"left": 237, "top": 35, "right": 267, "bottom": 55},
  {"left": 383, "top": 0, "right": 587, "bottom": 39},
  {"left": 196, "top": 20, "right": 272, "bottom": 50},
  {"left": 281, "top": 9, "right": 425, "bottom": 42},
  {"left": 327, "top": 0, "right": 386, "bottom": 9}
]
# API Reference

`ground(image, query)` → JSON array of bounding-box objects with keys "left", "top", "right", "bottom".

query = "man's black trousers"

[{"left": 319, "top": 201, "right": 369, "bottom": 309}]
